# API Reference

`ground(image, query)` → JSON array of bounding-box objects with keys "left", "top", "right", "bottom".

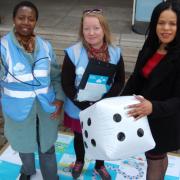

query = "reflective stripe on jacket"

[
  {"left": 0, "top": 32, "right": 56, "bottom": 121},
  {"left": 64, "top": 42, "right": 121, "bottom": 119}
]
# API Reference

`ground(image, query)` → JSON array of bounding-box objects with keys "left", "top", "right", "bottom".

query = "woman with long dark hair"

[{"left": 122, "top": 1, "right": 180, "bottom": 179}]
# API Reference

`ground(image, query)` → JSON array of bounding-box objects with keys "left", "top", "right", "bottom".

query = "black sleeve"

[
  {"left": 150, "top": 60, "right": 180, "bottom": 119},
  {"left": 103, "top": 55, "right": 125, "bottom": 98},
  {"left": 121, "top": 73, "right": 139, "bottom": 95},
  {"left": 121, "top": 51, "right": 145, "bottom": 95},
  {"left": 61, "top": 53, "right": 91, "bottom": 110}
]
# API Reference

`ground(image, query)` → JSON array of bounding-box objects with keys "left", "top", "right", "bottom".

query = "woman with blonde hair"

[{"left": 62, "top": 9, "right": 125, "bottom": 180}]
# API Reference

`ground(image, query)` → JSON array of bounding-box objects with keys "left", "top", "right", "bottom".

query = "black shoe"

[
  {"left": 95, "top": 166, "right": 111, "bottom": 180},
  {"left": 19, "top": 173, "right": 31, "bottom": 180},
  {"left": 71, "top": 161, "right": 84, "bottom": 179}
]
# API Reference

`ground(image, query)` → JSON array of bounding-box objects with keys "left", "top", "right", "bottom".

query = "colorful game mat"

[{"left": 0, "top": 133, "right": 180, "bottom": 180}]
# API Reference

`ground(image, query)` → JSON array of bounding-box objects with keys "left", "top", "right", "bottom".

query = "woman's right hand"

[
  {"left": 126, "top": 95, "right": 153, "bottom": 120},
  {"left": 50, "top": 100, "right": 64, "bottom": 119}
]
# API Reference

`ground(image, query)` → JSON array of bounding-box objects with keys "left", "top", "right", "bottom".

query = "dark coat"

[{"left": 122, "top": 48, "right": 180, "bottom": 153}]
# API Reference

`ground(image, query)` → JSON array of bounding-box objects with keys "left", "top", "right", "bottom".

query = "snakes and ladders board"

[{"left": 0, "top": 133, "right": 180, "bottom": 180}]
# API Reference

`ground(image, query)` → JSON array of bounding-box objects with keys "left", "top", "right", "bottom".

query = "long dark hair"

[{"left": 143, "top": 1, "right": 180, "bottom": 54}]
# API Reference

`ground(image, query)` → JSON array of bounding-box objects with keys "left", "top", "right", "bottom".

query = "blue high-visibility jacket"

[
  {"left": 1, "top": 32, "right": 57, "bottom": 121},
  {"left": 64, "top": 42, "right": 121, "bottom": 119},
  {"left": 0, "top": 30, "right": 64, "bottom": 153}
]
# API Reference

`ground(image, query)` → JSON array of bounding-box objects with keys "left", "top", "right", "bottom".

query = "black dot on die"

[
  {"left": 81, "top": 121, "right": 83, "bottom": 129},
  {"left": 137, "top": 128, "right": 144, "bottom": 137},
  {"left": 84, "top": 141, "right": 88, "bottom": 149},
  {"left": 84, "top": 130, "right": 88, "bottom": 138},
  {"left": 91, "top": 139, "right": 96, "bottom": 147},
  {"left": 87, "top": 118, "right": 91, "bottom": 126},
  {"left": 117, "top": 132, "right": 126, "bottom": 141},
  {"left": 113, "top": 113, "right": 122, "bottom": 122}
]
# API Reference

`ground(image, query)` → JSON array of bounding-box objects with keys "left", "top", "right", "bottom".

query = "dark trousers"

[
  {"left": 19, "top": 116, "right": 58, "bottom": 180},
  {"left": 74, "top": 131, "right": 104, "bottom": 169}
]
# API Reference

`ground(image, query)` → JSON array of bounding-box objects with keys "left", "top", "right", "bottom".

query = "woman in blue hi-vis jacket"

[
  {"left": 0, "top": 1, "right": 64, "bottom": 180},
  {"left": 62, "top": 8, "right": 125, "bottom": 180}
]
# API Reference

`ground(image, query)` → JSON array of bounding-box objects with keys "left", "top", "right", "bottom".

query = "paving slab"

[{"left": 0, "top": 0, "right": 135, "bottom": 35}]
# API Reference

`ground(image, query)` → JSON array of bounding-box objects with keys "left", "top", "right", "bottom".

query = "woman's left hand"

[
  {"left": 126, "top": 95, "right": 152, "bottom": 120},
  {"left": 51, "top": 100, "right": 64, "bottom": 119}
]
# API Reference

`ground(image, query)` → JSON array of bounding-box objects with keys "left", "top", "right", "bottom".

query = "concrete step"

[
  {"left": 0, "top": 27, "right": 145, "bottom": 73},
  {"left": 120, "top": 34, "right": 144, "bottom": 73}
]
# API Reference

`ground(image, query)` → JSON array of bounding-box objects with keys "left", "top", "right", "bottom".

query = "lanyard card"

[{"left": 76, "top": 59, "right": 117, "bottom": 102}]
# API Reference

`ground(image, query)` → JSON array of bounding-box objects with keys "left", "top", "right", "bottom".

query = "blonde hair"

[{"left": 78, "top": 11, "right": 112, "bottom": 49}]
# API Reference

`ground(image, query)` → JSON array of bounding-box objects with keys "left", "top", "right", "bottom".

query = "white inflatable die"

[{"left": 79, "top": 96, "right": 155, "bottom": 161}]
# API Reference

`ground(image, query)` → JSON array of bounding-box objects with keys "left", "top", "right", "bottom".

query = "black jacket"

[{"left": 122, "top": 48, "right": 180, "bottom": 153}]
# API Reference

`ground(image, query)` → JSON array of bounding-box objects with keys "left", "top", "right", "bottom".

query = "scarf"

[
  {"left": 87, "top": 43, "right": 110, "bottom": 62},
  {"left": 15, "top": 32, "right": 35, "bottom": 53}
]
